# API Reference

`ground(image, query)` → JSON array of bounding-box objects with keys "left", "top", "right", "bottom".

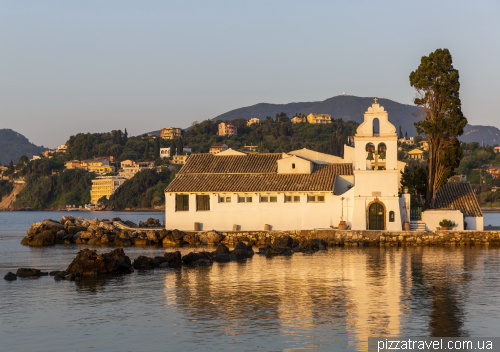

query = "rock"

[
  {"left": 234, "top": 242, "right": 248, "bottom": 251},
  {"left": 16, "top": 268, "right": 42, "bottom": 277},
  {"left": 147, "top": 232, "right": 159, "bottom": 243},
  {"left": 199, "top": 231, "right": 223, "bottom": 244},
  {"left": 66, "top": 248, "right": 133, "bottom": 275},
  {"left": 132, "top": 256, "right": 156, "bottom": 270},
  {"left": 29, "top": 275, "right": 40, "bottom": 280},
  {"left": 163, "top": 251, "right": 182, "bottom": 268},
  {"left": 124, "top": 220, "right": 138, "bottom": 228},
  {"left": 21, "top": 230, "right": 57, "bottom": 246},
  {"left": 299, "top": 239, "right": 326, "bottom": 251},
  {"left": 258, "top": 244, "right": 293, "bottom": 257},
  {"left": 231, "top": 249, "right": 248, "bottom": 260},
  {"left": 56, "top": 230, "right": 67, "bottom": 240},
  {"left": 112, "top": 217, "right": 122, "bottom": 222},
  {"left": 101, "top": 234, "right": 114, "bottom": 244},
  {"left": 42, "top": 219, "right": 64, "bottom": 233},
  {"left": 162, "top": 230, "right": 184, "bottom": 245},
  {"left": 153, "top": 256, "right": 168, "bottom": 267},
  {"left": 273, "top": 235, "right": 293, "bottom": 248},
  {"left": 79, "top": 231, "right": 94, "bottom": 240},
  {"left": 27, "top": 222, "right": 48, "bottom": 236},
  {"left": 215, "top": 243, "right": 230, "bottom": 255},
  {"left": 114, "top": 237, "right": 132, "bottom": 246},
  {"left": 67, "top": 226, "right": 86, "bottom": 235},
  {"left": 54, "top": 273, "right": 65, "bottom": 281},
  {"left": 193, "top": 258, "right": 212, "bottom": 267},
  {"left": 158, "top": 229, "right": 168, "bottom": 241},
  {"left": 61, "top": 215, "right": 75, "bottom": 223},
  {"left": 49, "top": 270, "right": 66, "bottom": 276},
  {"left": 182, "top": 233, "right": 200, "bottom": 245},
  {"left": 213, "top": 254, "right": 231, "bottom": 263},
  {"left": 134, "top": 239, "right": 149, "bottom": 246},
  {"left": 65, "top": 272, "right": 81, "bottom": 281},
  {"left": 87, "top": 237, "right": 102, "bottom": 245},
  {"left": 4, "top": 272, "right": 17, "bottom": 281},
  {"left": 182, "top": 252, "right": 211, "bottom": 265}
]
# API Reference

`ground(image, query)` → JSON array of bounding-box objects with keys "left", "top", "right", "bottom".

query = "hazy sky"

[{"left": 1, "top": 0, "right": 499, "bottom": 148}]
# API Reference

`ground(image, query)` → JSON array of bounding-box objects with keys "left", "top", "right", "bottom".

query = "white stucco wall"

[
  {"left": 165, "top": 189, "right": 355, "bottom": 231},
  {"left": 277, "top": 156, "right": 313, "bottom": 174},
  {"left": 422, "top": 210, "right": 464, "bottom": 231},
  {"left": 289, "top": 148, "right": 345, "bottom": 164},
  {"left": 465, "top": 216, "right": 484, "bottom": 231}
]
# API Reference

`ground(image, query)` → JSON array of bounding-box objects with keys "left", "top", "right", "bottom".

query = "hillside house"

[
  {"left": 247, "top": 118, "right": 260, "bottom": 126},
  {"left": 160, "top": 128, "right": 182, "bottom": 140},
  {"left": 291, "top": 116, "right": 307, "bottom": 123},
  {"left": 408, "top": 148, "right": 424, "bottom": 160},
  {"left": 218, "top": 123, "right": 237, "bottom": 136},
  {"left": 307, "top": 113, "right": 332, "bottom": 124}
]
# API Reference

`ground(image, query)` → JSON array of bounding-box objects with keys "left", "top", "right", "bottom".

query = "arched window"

[
  {"left": 373, "top": 118, "right": 380, "bottom": 136},
  {"left": 378, "top": 143, "right": 387, "bottom": 159}
]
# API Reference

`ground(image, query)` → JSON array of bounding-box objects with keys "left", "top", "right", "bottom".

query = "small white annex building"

[{"left": 164, "top": 100, "right": 483, "bottom": 231}]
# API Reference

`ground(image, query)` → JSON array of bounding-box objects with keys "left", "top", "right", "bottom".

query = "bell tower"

[{"left": 350, "top": 99, "right": 403, "bottom": 231}]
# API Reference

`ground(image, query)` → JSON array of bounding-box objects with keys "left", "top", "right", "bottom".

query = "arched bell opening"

[
  {"left": 366, "top": 143, "right": 375, "bottom": 161},
  {"left": 373, "top": 118, "right": 380, "bottom": 137}
]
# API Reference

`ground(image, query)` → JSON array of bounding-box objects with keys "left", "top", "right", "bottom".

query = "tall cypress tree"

[
  {"left": 170, "top": 139, "right": 177, "bottom": 157},
  {"left": 410, "top": 48, "right": 467, "bottom": 207},
  {"left": 123, "top": 128, "right": 128, "bottom": 144},
  {"left": 177, "top": 138, "right": 183, "bottom": 154},
  {"left": 144, "top": 141, "right": 149, "bottom": 159}
]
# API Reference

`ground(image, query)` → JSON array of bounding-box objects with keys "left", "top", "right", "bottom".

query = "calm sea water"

[{"left": 1, "top": 211, "right": 500, "bottom": 352}]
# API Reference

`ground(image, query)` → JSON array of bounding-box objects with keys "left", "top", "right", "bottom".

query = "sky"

[{"left": 1, "top": 0, "right": 500, "bottom": 148}]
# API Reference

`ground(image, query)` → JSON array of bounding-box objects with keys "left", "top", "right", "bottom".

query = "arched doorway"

[{"left": 368, "top": 201, "right": 385, "bottom": 230}]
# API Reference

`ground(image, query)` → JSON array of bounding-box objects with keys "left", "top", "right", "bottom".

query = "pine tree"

[{"left": 117, "top": 130, "right": 122, "bottom": 145}]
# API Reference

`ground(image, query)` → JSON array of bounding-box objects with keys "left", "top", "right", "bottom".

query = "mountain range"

[{"left": 0, "top": 129, "right": 46, "bottom": 165}]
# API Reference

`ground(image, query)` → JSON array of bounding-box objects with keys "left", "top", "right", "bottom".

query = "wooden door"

[{"left": 369, "top": 203, "right": 385, "bottom": 230}]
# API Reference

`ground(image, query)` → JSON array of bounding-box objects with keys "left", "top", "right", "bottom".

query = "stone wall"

[{"left": 193, "top": 229, "right": 500, "bottom": 246}]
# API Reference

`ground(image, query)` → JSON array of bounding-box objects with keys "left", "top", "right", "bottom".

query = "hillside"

[
  {"left": 459, "top": 125, "right": 500, "bottom": 146},
  {"left": 0, "top": 129, "right": 46, "bottom": 165},
  {"left": 212, "top": 95, "right": 423, "bottom": 136}
]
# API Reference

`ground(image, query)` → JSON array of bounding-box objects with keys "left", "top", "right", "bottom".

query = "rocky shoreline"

[{"left": 5, "top": 236, "right": 324, "bottom": 281}]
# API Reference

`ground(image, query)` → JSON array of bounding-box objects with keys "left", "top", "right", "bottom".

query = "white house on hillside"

[{"left": 164, "top": 100, "right": 482, "bottom": 231}]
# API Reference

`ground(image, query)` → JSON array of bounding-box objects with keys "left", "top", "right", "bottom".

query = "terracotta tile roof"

[
  {"left": 166, "top": 163, "right": 352, "bottom": 193},
  {"left": 178, "top": 153, "right": 283, "bottom": 174},
  {"left": 433, "top": 182, "right": 483, "bottom": 217}
]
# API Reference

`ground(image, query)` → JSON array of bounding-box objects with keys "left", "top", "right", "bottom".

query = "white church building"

[{"left": 164, "top": 100, "right": 483, "bottom": 231}]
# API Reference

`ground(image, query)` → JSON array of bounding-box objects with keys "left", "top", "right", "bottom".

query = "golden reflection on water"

[{"left": 161, "top": 246, "right": 496, "bottom": 351}]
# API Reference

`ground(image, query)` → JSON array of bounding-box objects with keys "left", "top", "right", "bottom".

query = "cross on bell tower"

[{"left": 373, "top": 98, "right": 378, "bottom": 104}]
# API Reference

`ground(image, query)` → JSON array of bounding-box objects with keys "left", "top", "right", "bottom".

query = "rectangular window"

[
  {"left": 196, "top": 195, "right": 210, "bottom": 211},
  {"left": 246, "top": 197, "right": 252, "bottom": 203},
  {"left": 261, "top": 196, "right": 268, "bottom": 202},
  {"left": 176, "top": 194, "right": 189, "bottom": 211},
  {"left": 270, "top": 196, "right": 278, "bottom": 203},
  {"left": 220, "top": 196, "right": 231, "bottom": 203},
  {"left": 307, "top": 194, "right": 325, "bottom": 203},
  {"left": 238, "top": 196, "right": 252, "bottom": 203},
  {"left": 286, "top": 195, "right": 300, "bottom": 203}
]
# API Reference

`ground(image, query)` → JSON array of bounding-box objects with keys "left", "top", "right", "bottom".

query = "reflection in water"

[{"left": 2, "top": 242, "right": 499, "bottom": 351}]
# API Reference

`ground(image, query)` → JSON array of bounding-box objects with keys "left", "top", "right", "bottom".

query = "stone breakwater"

[{"left": 20, "top": 216, "right": 500, "bottom": 248}]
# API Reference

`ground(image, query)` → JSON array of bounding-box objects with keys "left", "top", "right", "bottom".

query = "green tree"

[
  {"left": 144, "top": 141, "right": 149, "bottom": 159},
  {"left": 123, "top": 128, "right": 128, "bottom": 144},
  {"left": 170, "top": 139, "right": 177, "bottom": 156},
  {"left": 18, "top": 155, "right": 29, "bottom": 164},
  {"left": 401, "top": 165, "right": 428, "bottom": 207},
  {"left": 399, "top": 125, "right": 403, "bottom": 139},
  {"left": 409, "top": 48, "right": 467, "bottom": 208},
  {"left": 177, "top": 138, "right": 183, "bottom": 154}
]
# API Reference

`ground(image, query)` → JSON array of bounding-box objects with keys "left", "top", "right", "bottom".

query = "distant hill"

[
  {"left": 143, "top": 95, "right": 500, "bottom": 145},
  {"left": 459, "top": 125, "right": 500, "bottom": 146},
  {"left": 0, "top": 129, "right": 46, "bottom": 165},
  {"left": 212, "top": 95, "right": 423, "bottom": 136}
]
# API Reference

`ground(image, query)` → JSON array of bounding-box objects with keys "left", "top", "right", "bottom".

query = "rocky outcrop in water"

[{"left": 66, "top": 248, "right": 134, "bottom": 276}]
